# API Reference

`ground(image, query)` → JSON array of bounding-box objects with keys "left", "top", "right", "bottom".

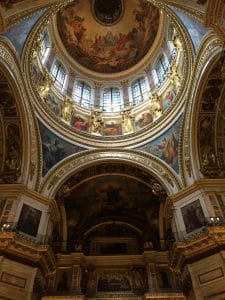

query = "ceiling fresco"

[
  {"left": 57, "top": 0, "right": 160, "bottom": 73},
  {"left": 64, "top": 175, "right": 162, "bottom": 250},
  {"left": 39, "top": 121, "right": 87, "bottom": 176}
]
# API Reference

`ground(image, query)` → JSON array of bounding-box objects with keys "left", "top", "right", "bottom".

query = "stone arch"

[
  {"left": 0, "top": 40, "right": 39, "bottom": 187},
  {"left": 40, "top": 149, "right": 182, "bottom": 197},
  {"left": 189, "top": 46, "right": 225, "bottom": 180}
]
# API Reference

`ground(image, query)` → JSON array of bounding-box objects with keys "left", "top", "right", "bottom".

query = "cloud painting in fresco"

[
  {"left": 137, "top": 116, "right": 182, "bottom": 173},
  {"left": 39, "top": 121, "right": 86, "bottom": 176},
  {"left": 57, "top": 0, "right": 159, "bottom": 73}
]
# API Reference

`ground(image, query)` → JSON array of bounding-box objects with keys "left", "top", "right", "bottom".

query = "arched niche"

[
  {"left": 39, "top": 150, "right": 182, "bottom": 253},
  {"left": 39, "top": 149, "right": 182, "bottom": 197},
  {"left": 189, "top": 47, "right": 225, "bottom": 180},
  {"left": 0, "top": 40, "right": 39, "bottom": 187}
]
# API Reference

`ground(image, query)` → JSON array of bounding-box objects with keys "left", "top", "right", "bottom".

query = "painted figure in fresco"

[
  {"left": 42, "top": 135, "right": 67, "bottom": 174},
  {"left": 101, "top": 185, "right": 123, "bottom": 204},
  {"left": 182, "top": 201, "right": 206, "bottom": 233},
  {"left": 71, "top": 114, "right": 89, "bottom": 132},
  {"left": 5, "top": 124, "right": 21, "bottom": 171},
  {"left": 103, "top": 122, "right": 122, "bottom": 136},
  {"left": 5, "top": 144, "right": 21, "bottom": 171},
  {"left": 158, "top": 133, "right": 178, "bottom": 165},
  {"left": 162, "top": 89, "right": 176, "bottom": 111},
  {"left": 58, "top": 0, "right": 159, "bottom": 73},
  {"left": 17, "top": 204, "right": 41, "bottom": 237},
  {"left": 135, "top": 112, "right": 153, "bottom": 129}
]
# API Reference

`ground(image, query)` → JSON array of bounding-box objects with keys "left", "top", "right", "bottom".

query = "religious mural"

[
  {"left": 71, "top": 113, "right": 90, "bottom": 132},
  {"left": 64, "top": 175, "right": 161, "bottom": 251},
  {"left": 103, "top": 120, "right": 122, "bottom": 136},
  {"left": 162, "top": 88, "right": 177, "bottom": 111},
  {"left": 57, "top": 0, "right": 159, "bottom": 73},
  {"left": 135, "top": 111, "right": 153, "bottom": 129},
  {"left": 181, "top": 199, "right": 206, "bottom": 233},
  {"left": 97, "top": 270, "right": 131, "bottom": 292},
  {"left": 137, "top": 116, "right": 182, "bottom": 173},
  {"left": 39, "top": 121, "right": 86, "bottom": 176},
  {"left": 16, "top": 204, "right": 42, "bottom": 237}
]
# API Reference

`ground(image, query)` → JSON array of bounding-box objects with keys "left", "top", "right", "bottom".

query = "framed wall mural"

[
  {"left": 181, "top": 199, "right": 206, "bottom": 233},
  {"left": 16, "top": 204, "right": 42, "bottom": 237}
]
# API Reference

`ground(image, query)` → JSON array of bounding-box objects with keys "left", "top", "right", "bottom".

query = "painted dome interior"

[
  {"left": 31, "top": 0, "right": 185, "bottom": 142},
  {"left": 56, "top": 0, "right": 160, "bottom": 73}
]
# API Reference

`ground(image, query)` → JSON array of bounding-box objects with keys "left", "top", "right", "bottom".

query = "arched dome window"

[
  {"left": 51, "top": 60, "right": 66, "bottom": 91},
  {"left": 155, "top": 54, "right": 169, "bottom": 86},
  {"left": 131, "top": 77, "right": 149, "bottom": 106},
  {"left": 40, "top": 30, "right": 50, "bottom": 63},
  {"left": 72, "top": 80, "right": 92, "bottom": 109},
  {"left": 102, "top": 87, "right": 122, "bottom": 112}
]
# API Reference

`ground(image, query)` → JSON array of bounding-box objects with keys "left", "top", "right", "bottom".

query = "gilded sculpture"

[
  {"left": 61, "top": 96, "right": 74, "bottom": 122},
  {"left": 121, "top": 108, "right": 134, "bottom": 133},
  {"left": 91, "top": 110, "right": 103, "bottom": 134},
  {"left": 38, "top": 68, "right": 53, "bottom": 98},
  {"left": 149, "top": 90, "right": 162, "bottom": 120}
]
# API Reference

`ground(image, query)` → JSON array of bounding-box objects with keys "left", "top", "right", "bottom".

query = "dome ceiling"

[{"left": 57, "top": 0, "right": 160, "bottom": 73}]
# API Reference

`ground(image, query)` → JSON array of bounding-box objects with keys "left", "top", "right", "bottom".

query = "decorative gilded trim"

[
  {"left": 39, "top": 149, "right": 183, "bottom": 197},
  {"left": 22, "top": 1, "right": 194, "bottom": 150}
]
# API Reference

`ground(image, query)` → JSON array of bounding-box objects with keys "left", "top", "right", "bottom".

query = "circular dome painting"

[{"left": 57, "top": 0, "right": 160, "bottom": 73}]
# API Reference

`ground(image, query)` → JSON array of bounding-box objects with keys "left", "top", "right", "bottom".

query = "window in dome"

[
  {"left": 155, "top": 54, "right": 169, "bottom": 86},
  {"left": 51, "top": 60, "right": 66, "bottom": 91},
  {"left": 131, "top": 77, "right": 149, "bottom": 106},
  {"left": 72, "top": 81, "right": 92, "bottom": 109},
  {"left": 40, "top": 30, "right": 50, "bottom": 63},
  {"left": 102, "top": 87, "right": 122, "bottom": 112}
]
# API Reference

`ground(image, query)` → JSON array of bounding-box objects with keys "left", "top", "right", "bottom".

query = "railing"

[
  {"left": 0, "top": 222, "right": 52, "bottom": 245},
  {"left": 174, "top": 217, "right": 225, "bottom": 242}
]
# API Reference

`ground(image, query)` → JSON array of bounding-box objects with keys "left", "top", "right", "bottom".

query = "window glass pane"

[
  {"left": 131, "top": 78, "right": 148, "bottom": 105},
  {"left": 72, "top": 81, "right": 91, "bottom": 108},
  {"left": 51, "top": 61, "right": 66, "bottom": 91},
  {"left": 102, "top": 88, "right": 122, "bottom": 112}
]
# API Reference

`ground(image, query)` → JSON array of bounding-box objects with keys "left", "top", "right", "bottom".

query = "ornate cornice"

[
  {"left": 39, "top": 149, "right": 183, "bottom": 197},
  {"left": 204, "top": 0, "right": 225, "bottom": 42},
  {"left": 0, "top": 231, "right": 56, "bottom": 275},
  {"left": 0, "top": 183, "right": 60, "bottom": 221},
  {"left": 182, "top": 35, "right": 223, "bottom": 183},
  {"left": 170, "top": 226, "right": 225, "bottom": 272},
  {"left": 167, "top": 178, "right": 225, "bottom": 203},
  {"left": 22, "top": 0, "right": 193, "bottom": 149}
]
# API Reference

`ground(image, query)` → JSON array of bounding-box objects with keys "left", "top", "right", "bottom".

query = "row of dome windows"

[{"left": 39, "top": 30, "right": 177, "bottom": 112}]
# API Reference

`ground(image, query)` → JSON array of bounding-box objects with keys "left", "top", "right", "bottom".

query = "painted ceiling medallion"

[
  {"left": 92, "top": 0, "right": 124, "bottom": 26},
  {"left": 57, "top": 0, "right": 160, "bottom": 73}
]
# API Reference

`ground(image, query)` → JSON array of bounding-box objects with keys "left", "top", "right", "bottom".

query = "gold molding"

[
  {"left": 170, "top": 226, "right": 225, "bottom": 272},
  {"left": 0, "top": 231, "right": 56, "bottom": 275},
  {"left": 39, "top": 149, "right": 183, "bottom": 197}
]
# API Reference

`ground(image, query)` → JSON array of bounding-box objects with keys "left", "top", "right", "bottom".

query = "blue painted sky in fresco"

[
  {"left": 137, "top": 116, "right": 183, "bottom": 173},
  {"left": 39, "top": 121, "right": 87, "bottom": 177},
  {"left": 2, "top": 9, "right": 46, "bottom": 57},
  {"left": 171, "top": 7, "right": 211, "bottom": 52}
]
